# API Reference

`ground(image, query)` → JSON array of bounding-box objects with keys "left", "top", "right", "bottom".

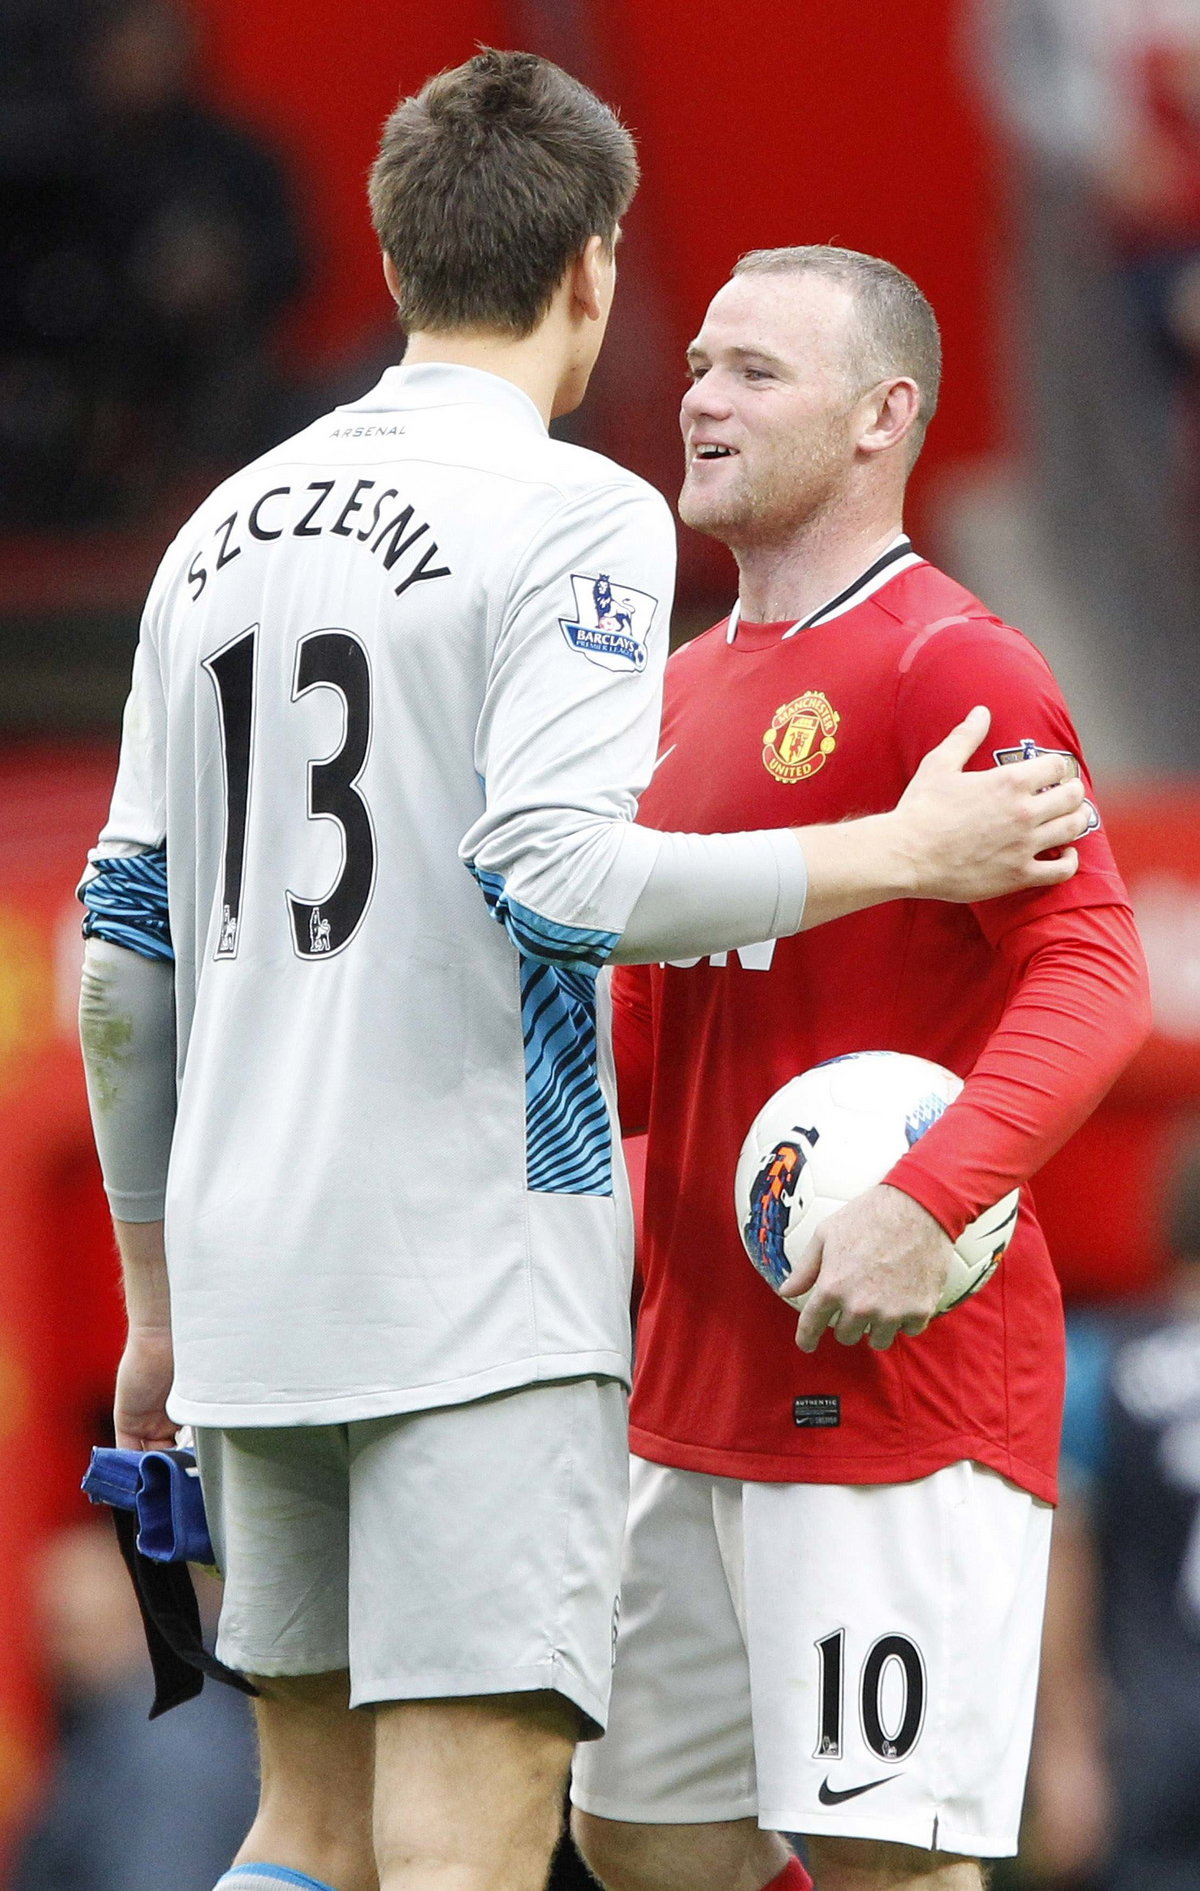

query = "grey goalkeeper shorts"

[{"left": 194, "top": 1375, "right": 628, "bottom": 1734}]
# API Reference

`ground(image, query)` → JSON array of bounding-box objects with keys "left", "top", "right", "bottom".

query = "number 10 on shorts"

[{"left": 815, "top": 1628, "right": 927, "bottom": 1762}]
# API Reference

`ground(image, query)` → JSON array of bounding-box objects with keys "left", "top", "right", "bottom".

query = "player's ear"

[
  {"left": 382, "top": 251, "right": 403, "bottom": 309},
  {"left": 571, "top": 234, "right": 610, "bottom": 324},
  {"left": 857, "top": 377, "right": 920, "bottom": 459}
]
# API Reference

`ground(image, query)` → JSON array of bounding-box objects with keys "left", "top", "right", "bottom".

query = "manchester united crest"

[{"left": 762, "top": 691, "right": 840, "bottom": 783}]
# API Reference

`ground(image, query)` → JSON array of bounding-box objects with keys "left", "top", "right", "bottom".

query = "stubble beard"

[
  {"left": 678, "top": 462, "right": 751, "bottom": 542},
  {"left": 680, "top": 434, "right": 851, "bottom": 552}
]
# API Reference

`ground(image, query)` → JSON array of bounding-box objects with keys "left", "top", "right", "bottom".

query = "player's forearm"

[
  {"left": 114, "top": 1217, "right": 171, "bottom": 1334},
  {"left": 472, "top": 703, "right": 1091, "bottom": 967},
  {"left": 468, "top": 796, "right": 812, "bottom": 968},
  {"left": 792, "top": 815, "right": 915, "bottom": 931},
  {"left": 111, "top": 1218, "right": 175, "bottom": 1452},
  {"left": 611, "top": 827, "right": 807, "bottom": 963},
  {"left": 478, "top": 805, "right": 920, "bottom": 967},
  {"left": 477, "top": 803, "right": 903, "bottom": 966},
  {"left": 79, "top": 937, "right": 176, "bottom": 1220},
  {"left": 885, "top": 904, "right": 1152, "bottom": 1236}
]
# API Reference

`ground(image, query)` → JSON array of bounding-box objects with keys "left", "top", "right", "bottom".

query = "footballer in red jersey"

[{"left": 572, "top": 251, "right": 1151, "bottom": 1891}]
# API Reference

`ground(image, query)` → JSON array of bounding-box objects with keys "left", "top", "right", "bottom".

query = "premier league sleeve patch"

[
  {"left": 560, "top": 572, "right": 657, "bottom": 673},
  {"left": 993, "top": 738, "right": 1101, "bottom": 834}
]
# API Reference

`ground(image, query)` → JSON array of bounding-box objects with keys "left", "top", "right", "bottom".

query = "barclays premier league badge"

[
  {"left": 560, "top": 572, "right": 657, "bottom": 673},
  {"left": 993, "top": 738, "right": 1101, "bottom": 834}
]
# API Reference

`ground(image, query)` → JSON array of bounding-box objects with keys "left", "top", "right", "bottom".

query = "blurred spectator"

[
  {"left": 1020, "top": 1150, "right": 1200, "bottom": 1890},
  {"left": 0, "top": 0, "right": 306, "bottom": 528},
  {"left": 1100, "top": 24, "right": 1200, "bottom": 424},
  {"left": 11, "top": 1520, "right": 258, "bottom": 1891},
  {"left": 973, "top": 0, "right": 1200, "bottom": 772}
]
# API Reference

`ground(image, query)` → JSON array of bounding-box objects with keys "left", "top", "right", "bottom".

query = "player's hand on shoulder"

[
  {"left": 114, "top": 1327, "right": 177, "bottom": 1451},
  {"left": 896, "top": 704, "right": 1089, "bottom": 902},
  {"left": 782, "top": 1183, "right": 953, "bottom": 1353}
]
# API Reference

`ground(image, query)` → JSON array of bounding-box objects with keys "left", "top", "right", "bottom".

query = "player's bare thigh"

[
  {"left": 572, "top": 1810, "right": 791, "bottom": 1891},
  {"left": 374, "top": 1689, "right": 580, "bottom": 1891}
]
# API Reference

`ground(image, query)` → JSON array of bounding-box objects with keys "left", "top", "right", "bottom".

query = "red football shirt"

[{"left": 622, "top": 558, "right": 1131, "bottom": 1503}]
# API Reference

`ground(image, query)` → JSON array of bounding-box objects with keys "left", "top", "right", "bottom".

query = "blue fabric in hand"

[{"left": 82, "top": 1447, "right": 215, "bottom": 1565}]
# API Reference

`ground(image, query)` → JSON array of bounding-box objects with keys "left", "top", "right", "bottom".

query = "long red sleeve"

[{"left": 884, "top": 903, "right": 1152, "bottom": 1238}]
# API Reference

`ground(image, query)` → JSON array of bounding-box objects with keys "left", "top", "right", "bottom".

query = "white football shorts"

[
  {"left": 571, "top": 1455, "right": 1052, "bottom": 1856},
  {"left": 194, "top": 1376, "right": 628, "bottom": 1735}
]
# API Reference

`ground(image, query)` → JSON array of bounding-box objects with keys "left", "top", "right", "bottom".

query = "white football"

[{"left": 733, "top": 1051, "right": 1019, "bottom": 1316}]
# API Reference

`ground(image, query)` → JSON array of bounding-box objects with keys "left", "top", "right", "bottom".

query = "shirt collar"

[
  {"left": 725, "top": 533, "right": 923, "bottom": 645},
  {"left": 338, "top": 361, "right": 548, "bottom": 435}
]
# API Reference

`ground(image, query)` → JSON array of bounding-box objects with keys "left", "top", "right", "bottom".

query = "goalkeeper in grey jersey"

[{"left": 77, "top": 49, "right": 1090, "bottom": 1891}]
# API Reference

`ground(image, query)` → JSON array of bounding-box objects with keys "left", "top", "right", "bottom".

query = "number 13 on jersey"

[{"left": 204, "top": 623, "right": 378, "bottom": 961}]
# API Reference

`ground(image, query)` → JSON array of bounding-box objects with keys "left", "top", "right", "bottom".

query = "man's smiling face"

[{"left": 678, "top": 269, "right": 868, "bottom": 552}]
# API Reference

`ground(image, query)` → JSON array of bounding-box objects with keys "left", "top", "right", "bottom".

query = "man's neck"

[
  {"left": 733, "top": 515, "right": 907, "bottom": 625},
  {"left": 402, "top": 330, "right": 565, "bottom": 428}
]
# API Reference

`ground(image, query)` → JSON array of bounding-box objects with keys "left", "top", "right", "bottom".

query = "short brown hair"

[
  {"left": 369, "top": 49, "right": 638, "bottom": 338},
  {"left": 733, "top": 245, "right": 942, "bottom": 454}
]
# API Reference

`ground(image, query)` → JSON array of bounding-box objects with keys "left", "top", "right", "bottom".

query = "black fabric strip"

[
  {"left": 796, "top": 536, "right": 914, "bottom": 632},
  {"left": 109, "top": 1507, "right": 259, "bottom": 1718}
]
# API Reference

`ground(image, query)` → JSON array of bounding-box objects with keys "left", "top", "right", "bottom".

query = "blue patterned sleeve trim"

[
  {"left": 467, "top": 863, "right": 620, "bottom": 969},
  {"left": 521, "top": 956, "right": 612, "bottom": 1195},
  {"left": 80, "top": 847, "right": 174, "bottom": 964}
]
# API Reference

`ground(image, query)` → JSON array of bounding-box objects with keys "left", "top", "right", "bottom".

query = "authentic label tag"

[{"left": 794, "top": 1395, "right": 841, "bottom": 1428}]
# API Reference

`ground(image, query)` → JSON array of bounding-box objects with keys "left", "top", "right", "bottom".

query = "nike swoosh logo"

[
  {"left": 651, "top": 745, "right": 676, "bottom": 774},
  {"left": 818, "top": 1775, "right": 895, "bottom": 1806}
]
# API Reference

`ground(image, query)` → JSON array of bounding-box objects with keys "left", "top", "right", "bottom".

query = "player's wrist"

[
  {"left": 123, "top": 1322, "right": 174, "bottom": 1352},
  {"left": 861, "top": 809, "right": 921, "bottom": 899},
  {"left": 876, "top": 1177, "right": 951, "bottom": 1235},
  {"left": 880, "top": 1167, "right": 968, "bottom": 1243},
  {"left": 791, "top": 814, "right": 917, "bottom": 929}
]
